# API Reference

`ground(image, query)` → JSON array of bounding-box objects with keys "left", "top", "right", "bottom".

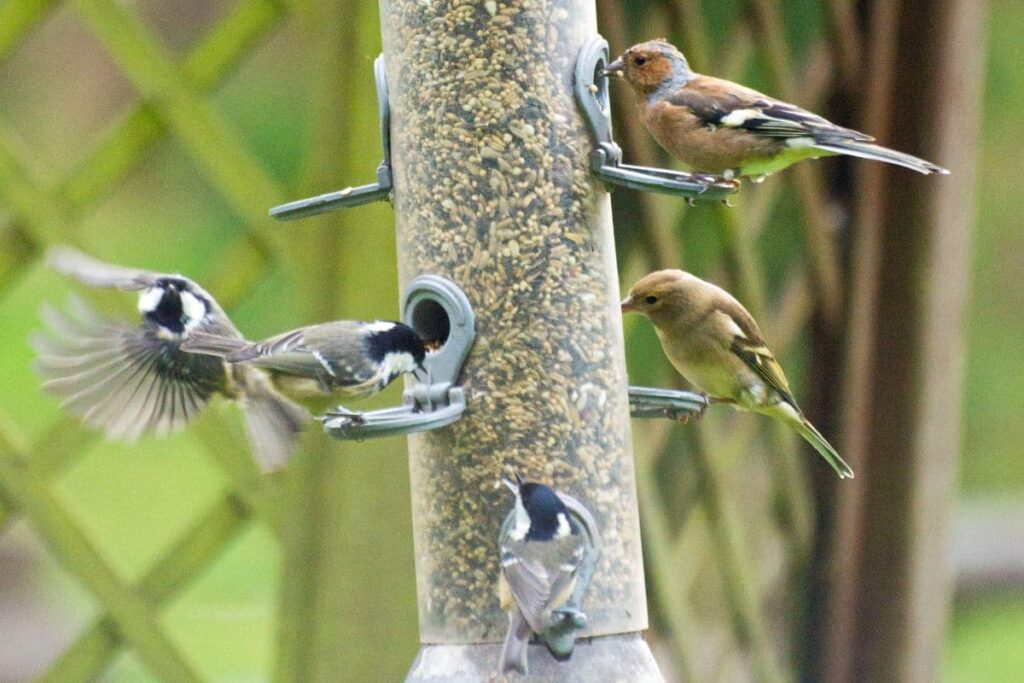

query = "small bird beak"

[
  {"left": 620, "top": 296, "right": 636, "bottom": 313},
  {"left": 602, "top": 58, "right": 625, "bottom": 78}
]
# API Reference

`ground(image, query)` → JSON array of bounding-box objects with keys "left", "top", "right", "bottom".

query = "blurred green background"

[{"left": 0, "top": 0, "right": 1019, "bottom": 681}]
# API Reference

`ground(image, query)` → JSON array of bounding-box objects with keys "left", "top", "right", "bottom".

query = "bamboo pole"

[{"left": 378, "top": 0, "right": 661, "bottom": 679}]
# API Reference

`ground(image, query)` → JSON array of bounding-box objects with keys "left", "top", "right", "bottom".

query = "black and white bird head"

[
  {"left": 138, "top": 277, "right": 211, "bottom": 340},
  {"left": 363, "top": 321, "right": 427, "bottom": 383},
  {"left": 503, "top": 474, "right": 578, "bottom": 542}
]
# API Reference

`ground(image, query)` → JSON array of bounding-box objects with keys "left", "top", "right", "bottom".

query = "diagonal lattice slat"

[
  {"left": 0, "top": 0, "right": 58, "bottom": 57},
  {"left": 0, "top": 0, "right": 297, "bottom": 678},
  {"left": 0, "top": 437, "right": 204, "bottom": 682},
  {"left": 40, "top": 494, "right": 250, "bottom": 683}
]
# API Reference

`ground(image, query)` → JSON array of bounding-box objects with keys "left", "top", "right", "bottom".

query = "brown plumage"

[
  {"left": 622, "top": 269, "right": 853, "bottom": 479},
  {"left": 605, "top": 39, "right": 948, "bottom": 179}
]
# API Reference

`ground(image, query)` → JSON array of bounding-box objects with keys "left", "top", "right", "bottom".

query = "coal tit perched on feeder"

[
  {"left": 181, "top": 320, "right": 427, "bottom": 414},
  {"left": 498, "top": 474, "right": 585, "bottom": 676},
  {"left": 33, "top": 246, "right": 309, "bottom": 472}
]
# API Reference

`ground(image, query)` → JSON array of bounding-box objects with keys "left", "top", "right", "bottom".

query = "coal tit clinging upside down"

[
  {"left": 622, "top": 269, "right": 854, "bottom": 479},
  {"left": 605, "top": 39, "right": 948, "bottom": 180},
  {"left": 33, "top": 246, "right": 309, "bottom": 472},
  {"left": 181, "top": 319, "right": 427, "bottom": 414},
  {"left": 498, "top": 475, "right": 584, "bottom": 675}
]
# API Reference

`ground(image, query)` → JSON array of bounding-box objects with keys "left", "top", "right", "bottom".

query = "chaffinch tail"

[
  {"left": 622, "top": 269, "right": 854, "bottom": 479},
  {"left": 605, "top": 39, "right": 949, "bottom": 180}
]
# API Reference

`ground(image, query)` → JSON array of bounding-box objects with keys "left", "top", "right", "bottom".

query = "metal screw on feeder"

[
  {"left": 269, "top": 55, "right": 394, "bottom": 221},
  {"left": 321, "top": 275, "right": 475, "bottom": 440},
  {"left": 574, "top": 36, "right": 739, "bottom": 203}
]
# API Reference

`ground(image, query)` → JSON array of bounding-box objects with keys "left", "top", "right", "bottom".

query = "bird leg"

[
  {"left": 690, "top": 173, "right": 740, "bottom": 205},
  {"left": 672, "top": 393, "right": 734, "bottom": 423}
]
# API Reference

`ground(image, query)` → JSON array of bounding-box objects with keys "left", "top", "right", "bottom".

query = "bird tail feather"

[
  {"left": 181, "top": 332, "right": 250, "bottom": 358},
  {"left": 239, "top": 383, "right": 310, "bottom": 472},
  {"left": 814, "top": 140, "right": 948, "bottom": 175},
  {"left": 235, "top": 367, "right": 310, "bottom": 472},
  {"left": 499, "top": 610, "right": 532, "bottom": 676},
  {"left": 791, "top": 414, "right": 855, "bottom": 479}
]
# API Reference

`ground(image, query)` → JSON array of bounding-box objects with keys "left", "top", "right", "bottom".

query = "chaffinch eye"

[
  {"left": 634, "top": 56, "right": 647, "bottom": 66},
  {"left": 645, "top": 295, "right": 658, "bottom": 304}
]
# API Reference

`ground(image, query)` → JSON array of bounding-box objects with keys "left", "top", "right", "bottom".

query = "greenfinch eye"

[{"left": 645, "top": 295, "right": 658, "bottom": 304}]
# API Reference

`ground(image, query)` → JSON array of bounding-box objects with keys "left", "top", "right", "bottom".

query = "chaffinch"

[
  {"left": 606, "top": 39, "right": 948, "bottom": 180},
  {"left": 622, "top": 269, "right": 853, "bottom": 479}
]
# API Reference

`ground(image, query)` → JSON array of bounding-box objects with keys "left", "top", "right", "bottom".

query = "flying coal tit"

[
  {"left": 181, "top": 319, "right": 427, "bottom": 414},
  {"left": 33, "top": 246, "right": 309, "bottom": 472},
  {"left": 498, "top": 474, "right": 584, "bottom": 676}
]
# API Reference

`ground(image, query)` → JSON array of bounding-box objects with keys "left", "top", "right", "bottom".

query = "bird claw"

[
  {"left": 549, "top": 608, "right": 587, "bottom": 630},
  {"left": 677, "top": 397, "right": 711, "bottom": 423},
  {"left": 325, "top": 406, "right": 366, "bottom": 424},
  {"left": 691, "top": 174, "right": 740, "bottom": 205},
  {"left": 691, "top": 173, "right": 717, "bottom": 193}
]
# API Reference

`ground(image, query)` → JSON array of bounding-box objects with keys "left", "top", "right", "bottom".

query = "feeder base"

[{"left": 405, "top": 633, "right": 664, "bottom": 682}]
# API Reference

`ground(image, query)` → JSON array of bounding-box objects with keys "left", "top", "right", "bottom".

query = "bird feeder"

[{"left": 272, "top": 1, "right": 677, "bottom": 678}]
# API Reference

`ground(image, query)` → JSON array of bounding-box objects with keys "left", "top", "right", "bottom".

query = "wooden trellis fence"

[
  {"left": 0, "top": 0, "right": 979, "bottom": 681},
  {"left": 0, "top": 0, "right": 303, "bottom": 680}
]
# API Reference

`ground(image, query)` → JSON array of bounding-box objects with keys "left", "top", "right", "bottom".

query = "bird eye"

[
  {"left": 645, "top": 295, "right": 658, "bottom": 304},
  {"left": 634, "top": 56, "right": 647, "bottom": 66}
]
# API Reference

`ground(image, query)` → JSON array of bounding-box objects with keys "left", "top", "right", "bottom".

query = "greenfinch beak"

[{"left": 620, "top": 296, "right": 636, "bottom": 313}]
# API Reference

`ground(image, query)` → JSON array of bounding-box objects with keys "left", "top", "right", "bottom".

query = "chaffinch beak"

[
  {"left": 620, "top": 296, "right": 636, "bottom": 313},
  {"left": 602, "top": 58, "right": 625, "bottom": 77}
]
